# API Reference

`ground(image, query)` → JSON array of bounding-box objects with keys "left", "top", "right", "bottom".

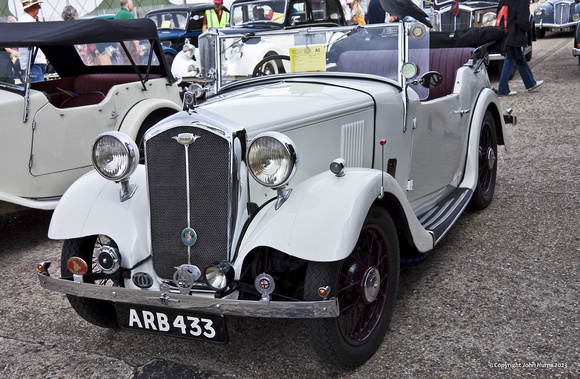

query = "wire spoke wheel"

[
  {"left": 305, "top": 206, "right": 399, "bottom": 367},
  {"left": 337, "top": 225, "right": 390, "bottom": 346}
]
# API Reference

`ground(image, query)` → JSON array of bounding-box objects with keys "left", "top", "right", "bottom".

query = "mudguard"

[
  {"left": 118, "top": 98, "right": 182, "bottom": 138},
  {"left": 48, "top": 166, "right": 151, "bottom": 268},
  {"left": 460, "top": 88, "right": 511, "bottom": 190},
  {"left": 238, "top": 168, "right": 434, "bottom": 263}
]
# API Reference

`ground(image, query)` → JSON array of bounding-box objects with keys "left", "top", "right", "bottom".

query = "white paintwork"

[{"left": 0, "top": 78, "right": 181, "bottom": 210}]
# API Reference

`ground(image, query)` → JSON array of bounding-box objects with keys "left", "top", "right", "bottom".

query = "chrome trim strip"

[{"left": 38, "top": 274, "right": 340, "bottom": 318}]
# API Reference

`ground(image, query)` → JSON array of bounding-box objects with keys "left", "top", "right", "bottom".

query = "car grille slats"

[
  {"left": 146, "top": 125, "right": 231, "bottom": 280},
  {"left": 554, "top": 3, "right": 570, "bottom": 25},
  {"left": 439, "top": 10, "right": 472, "bottom": 31}
]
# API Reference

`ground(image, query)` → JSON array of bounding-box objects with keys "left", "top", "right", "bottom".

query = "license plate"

[
  {"left": 553, "top": 27, "right": 572, "bottom": 32},
  {"left": 115, "top": 303, "right": 227, "bottom": 343}
]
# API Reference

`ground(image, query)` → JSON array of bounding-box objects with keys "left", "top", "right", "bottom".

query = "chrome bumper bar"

[
  {"left": 537, "top": 22, "right": 578, "bottom": 30},
  {"left": 573, "top": 48, "right": 580, "bottom": 57},
  {"left": 37, "top": 273, "right": 340, "bottom": 318}
]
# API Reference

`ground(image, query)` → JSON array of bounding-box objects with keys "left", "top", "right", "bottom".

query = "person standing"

[
  {"left": 496, "top": 0, "right": 543, "bottom": 96},
  {"left": 202, "top": 0, "right": 230, "bottom": 32},
  {"left": 114, "top": 0, "right": 134, "bottom": 19},
  {"left": 18, "top": 0, "right": 46, "bottom": 82}
]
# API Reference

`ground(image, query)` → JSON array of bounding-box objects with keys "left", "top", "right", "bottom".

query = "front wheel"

[
  {"left": 61, "top": 235, "right": 121, "bottom": 328},
  {"left": 469, "top": 110, "right": 498, "bottom": 210},
  {"left": 304, "top": 206, "right": 400, "bottom": 367},
  {"left": 252, "top": 55, "right": 289, "bottom": 77}
]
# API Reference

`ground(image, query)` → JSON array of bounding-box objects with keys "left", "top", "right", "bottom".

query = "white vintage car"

[
  {"left": 38, "top": 22, "right": 514, "bottom": 367},
  {"left": 0, "top": 19, "right": 182, "bottom": 210},
  {"left": 171, "top": 0, "right": 347, "bottom": 92}
]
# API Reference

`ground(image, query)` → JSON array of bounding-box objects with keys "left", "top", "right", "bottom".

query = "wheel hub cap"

[
  {"left": 362, "top": 267, "right": 381, "bottom": 304},
  {"left": 486, "top": 147, "right": 496, "bottom": 170}
]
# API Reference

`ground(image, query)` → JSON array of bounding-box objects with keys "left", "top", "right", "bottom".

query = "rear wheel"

[
  {"left": 469, "top": 110, "right": 498, "bottom": 210},
  {"left": 304, "top": 206, "right": 399, "bottom": 367},
  {"left": 61, "top": 235, "right": 120, "bottom": 328}
]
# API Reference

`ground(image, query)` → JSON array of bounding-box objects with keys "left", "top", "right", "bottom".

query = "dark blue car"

[{"left": 146, "top": 4, "right": 226, "bottom": 65}]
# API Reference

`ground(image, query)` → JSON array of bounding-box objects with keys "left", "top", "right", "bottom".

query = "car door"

[
  {"left": 406, "top": 89, "right": 471, "bottom": 204},
  {"left": 29, "top": 95, "right": 118, "bottom": 176}
]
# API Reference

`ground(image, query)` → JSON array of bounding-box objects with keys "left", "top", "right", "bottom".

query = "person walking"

[
  {"left": 114, "top": 0, "right": 134, "bottom": 19},
  {"left": 202, "top": 0, "right": 230, "bottom": 32},
  {"left": 496, "top": 0, "right": 543, "bottom": 96},
  {"left": 18, "top": 0, "right": 46, "bottom": 82}
]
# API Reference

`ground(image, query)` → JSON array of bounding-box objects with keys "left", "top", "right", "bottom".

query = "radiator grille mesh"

[{"left": 145, "top": 126, "right": 231, "bottom": 280}]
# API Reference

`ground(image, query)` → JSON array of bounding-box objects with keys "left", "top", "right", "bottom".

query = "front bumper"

[
  {"left": 536, "top": 21, "right": 578, "bottom": 30},
  {"left": 573, "top": 47, "right": 580, "bottom": 56},
  {"left": 37, "top": 272, "right": 340, "bottom": 318}
]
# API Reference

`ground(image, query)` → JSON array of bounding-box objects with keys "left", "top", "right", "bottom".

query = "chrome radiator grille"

[
  {"left": 145, "top": 125, "right": 231, "bottom": 280},
  {"left": 439, "top": 11, "right": 472, "bottom": 31},
  {"left": 554, "top": 3, "right": 570, "bottom": 25}
]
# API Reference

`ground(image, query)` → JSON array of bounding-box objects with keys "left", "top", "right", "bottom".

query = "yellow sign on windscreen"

[{"left": 289, "top": 45, "right": 326, "bottom": 73}]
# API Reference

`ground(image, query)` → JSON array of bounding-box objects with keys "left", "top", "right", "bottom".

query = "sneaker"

[
  {"left": 498, "top": 91, "right": 517, "bottom": 97},
  {"left": 528, "top": 80, "right": 544, "bottom": 92}
]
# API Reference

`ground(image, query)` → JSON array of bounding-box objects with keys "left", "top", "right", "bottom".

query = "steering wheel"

[{"left": 252, "top": 55, "right": 290, "bottom": 77}]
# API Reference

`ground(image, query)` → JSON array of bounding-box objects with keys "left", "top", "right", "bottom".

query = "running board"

[{"left": 418, "top": 188, "right": 473, "bottom": 245}]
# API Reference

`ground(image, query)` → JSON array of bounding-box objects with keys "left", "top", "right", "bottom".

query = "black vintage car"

[{"left": 434, "top": 0, "right": 534, "bottom": 70}]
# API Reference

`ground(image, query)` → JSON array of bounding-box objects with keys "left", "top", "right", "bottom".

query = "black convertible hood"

[{"left": 0, "top": 19, "right": 159, "bottom": 47}]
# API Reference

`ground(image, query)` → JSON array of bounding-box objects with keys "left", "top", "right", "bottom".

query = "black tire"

[
  {"left": 164, "top": 52, "right": 175, "bottom": 68},
  {"left": 525, "top": 50, "right": 532, "bottom": 62},
  {"left": 252, "top": 54, "right": 289, "bottom": 77},
  {"left": 536, "top": 28, "right": 545, "bottom": 39},
  {"left": 136, "top": 111, "right": 175, "bottom": 164},
  {"left": 304, "top": 206, "right": 400, "bottom": 367},
  {"left": 469, "top": 110, "right": 498, "bottom": 210},
  {"left": 61, "top": 236, "right": 120, "bottom": 328}
]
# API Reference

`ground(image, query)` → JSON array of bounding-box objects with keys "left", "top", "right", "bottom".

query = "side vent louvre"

[{"left": 341, "top": 120, "right": 365, "bottom": 167}]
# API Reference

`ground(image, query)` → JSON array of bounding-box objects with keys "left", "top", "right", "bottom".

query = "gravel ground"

[{"left": 0, "top": 31, "right": 578, "bottom": 378}]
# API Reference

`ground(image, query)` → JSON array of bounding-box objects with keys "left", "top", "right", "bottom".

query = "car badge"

[
  {"left": 132, "top": 272, "right": 154, "bottom": 288},
  {"left": 173, "top": 133, "right": 201, "bottom": 146},
  {"left": 181, "top": 227, "right": 197, "bottom": 247},
  {"left": 173, "top": 264, "right": 201, "bottom": 294},
  {"left": 409, "top": 23, "right": 427, "bottom": 41},
  {"left": 254, "top": 273, "right": 276, "bottom": 301}
]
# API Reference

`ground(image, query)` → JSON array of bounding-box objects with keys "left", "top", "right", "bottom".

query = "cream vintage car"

[
  {"left": 38, "top": 22, "right": 514, "bottom": 366},
  {"left": 0, "top": 19, "right": 182, "bottom": 210}
]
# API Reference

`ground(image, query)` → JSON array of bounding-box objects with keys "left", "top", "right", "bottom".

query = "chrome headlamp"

[
  {"left": 182, "top": 42, "right": 196, "bottom": 58},
  {"left": 92, "top": 132, "right": 139, "bottom": 182},
  {"left": 203, "top": 261, "right": 235, "bottom": 291},
  {"left": 247, "top": 132, "right": 297, "bottom": 188},
  {"left": 481, "top": 12, "right": 497, "bottom": 27}
]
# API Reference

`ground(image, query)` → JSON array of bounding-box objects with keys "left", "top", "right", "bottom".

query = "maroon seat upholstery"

[
  {"left": 59, "top": 91, "right": 105, "bottom": 108},
  {"left": 55, "top": 73, "right": 162, "bottom": 108},
  {"left": 336, "top": 47, "right": 474, "bottom": 101},
  {"left": 426, "top": 47, "right": 473, "bottom": 100}
]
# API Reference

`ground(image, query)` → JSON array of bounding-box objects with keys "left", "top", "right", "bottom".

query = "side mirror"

[{"left": 418, "top": 71, "right": 443, "bottom": 89}]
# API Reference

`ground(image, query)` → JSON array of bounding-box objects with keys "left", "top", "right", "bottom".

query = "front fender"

[
  {"left": 461, "top": 88, "right": 511, "bottom": 190},
  {"left": 48, "top": 166, "right": 150, "bottom": 268},
  {"left": 239, "top": 168, "right": 433, "bottom": 263},
  {"left": 118, "top": 98, "right": 182, "bottom": 139}
]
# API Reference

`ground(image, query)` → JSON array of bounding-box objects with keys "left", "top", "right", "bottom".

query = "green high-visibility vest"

[{"left": 205, "top": 9, "right": 230, "bottom": 28}]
